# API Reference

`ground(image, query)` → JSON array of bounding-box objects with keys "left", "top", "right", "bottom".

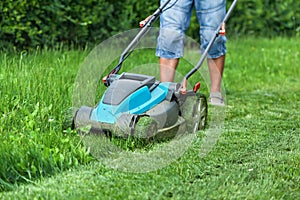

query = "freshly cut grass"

[{"left": 0, "top": 37, "right": 299, "bottom": 199}]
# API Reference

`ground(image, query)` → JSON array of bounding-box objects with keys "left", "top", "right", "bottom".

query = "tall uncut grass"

[{"left": 0, "top": 48, "right": 92, "bottom": 191}]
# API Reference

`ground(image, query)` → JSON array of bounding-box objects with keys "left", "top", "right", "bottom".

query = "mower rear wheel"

[
  {"left": 182, "top": 93, "right": 207, "bottom": 133},
  {"left": 194, "top": 93, "right": 207, "bottom": 131}
]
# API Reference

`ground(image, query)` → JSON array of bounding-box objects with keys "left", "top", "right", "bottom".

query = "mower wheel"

[
  {"left": 73, "top": 106, "right": 93, "bottom": 132},
  {"left": 195, "top": 93, "right": 207, "bottom": 130},
  {"left": 62, "top": 107, "right": 77, "bottom": 130},
  {"left": 181, "top": 93, "right": 207, "bottom": 133}
]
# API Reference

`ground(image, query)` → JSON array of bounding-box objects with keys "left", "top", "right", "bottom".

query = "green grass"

[
  {"left": 0, "top": 37, "right": 300, "bottom": 199},
  {"left": 0, "top": 48, "right": 93, "bottom": 191}
]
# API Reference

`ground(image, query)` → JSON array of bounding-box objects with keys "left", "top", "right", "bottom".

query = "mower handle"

[
  {"left": 180, "top": 0, "right": 238, "bottom": 94},
  {"left": 105, "top": 0, "right": 173, "bottom": 86}
]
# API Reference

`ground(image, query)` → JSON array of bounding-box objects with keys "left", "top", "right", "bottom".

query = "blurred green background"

[{"left": 1, "top": 0, "right": 299, "bottom": 50}]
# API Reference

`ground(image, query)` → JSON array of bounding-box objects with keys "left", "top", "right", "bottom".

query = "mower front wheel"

[{"left": 73, "top": 106, "right": 93, "bottom": 132}]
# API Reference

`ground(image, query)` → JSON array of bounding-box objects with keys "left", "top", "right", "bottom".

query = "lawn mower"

[{"left": 72, "top": 0, "right": 238, "bottom": 140}]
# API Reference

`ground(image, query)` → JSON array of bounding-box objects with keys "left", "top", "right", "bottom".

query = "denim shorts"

[{"left": 156, "top": 0, "right": 227, "bottom": 59}]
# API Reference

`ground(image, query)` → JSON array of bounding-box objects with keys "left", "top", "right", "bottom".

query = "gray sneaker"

[{"left": 209, "top": 92, "right": 225, "bottom": 106}]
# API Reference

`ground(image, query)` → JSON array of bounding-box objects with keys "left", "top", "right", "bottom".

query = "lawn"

[{"left": 0, "top": 37, "right": 299, "bottom": 199}]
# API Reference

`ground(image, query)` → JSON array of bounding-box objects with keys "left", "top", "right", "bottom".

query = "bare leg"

[
  {"left": 207, "top": 55, "right": 225, "bottom": 106},
  {"left": 159, "top": 58, "right": 179, "bottom": 82},
  {"left": 207, "top": 55, "right": 225, "bottom": 92}
]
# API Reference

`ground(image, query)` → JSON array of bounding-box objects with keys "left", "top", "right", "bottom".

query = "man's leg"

[
  {"left": 195, "top": 0, "right": 226, "bottom": 105},
  {"left": 208, "top": 55, "right": 225, "bottom": 93},
  {"left": 159, "top": 58, "right": 179, "bottom": 82},
  {"left": 156, "top": 0, "right": 193, "bottom": 82},
  {"left": 208, "top": 55, "right": 225, "bottom": 105}
]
